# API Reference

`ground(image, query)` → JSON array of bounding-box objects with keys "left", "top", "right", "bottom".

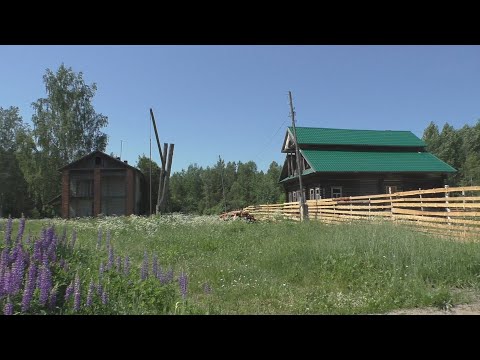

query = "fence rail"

[{"left": 243, "top": 186, "right": 480, "bottom": 239}]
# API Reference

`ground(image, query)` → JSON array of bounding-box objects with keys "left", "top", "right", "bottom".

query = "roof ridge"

[{"left": 289, "top": 126, "right": 414, "bottom": 133}]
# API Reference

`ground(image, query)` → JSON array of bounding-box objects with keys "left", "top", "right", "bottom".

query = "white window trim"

[
  {"left": 331, "top": 186, "right": 343, "bottom": 198},
  {"left": 292, "top": 191, "right": 297, "bottom": 202},
  {"left": 315, "top": 187, "right": 321, "bottom": 200},
  {"left": 309, "top": 189, "right": 315, "bottom": 200}
]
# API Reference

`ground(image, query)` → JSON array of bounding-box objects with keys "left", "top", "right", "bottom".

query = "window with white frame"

[
  {"left": 331, "top": 186, "right": 342, "bottom": 198},
  {"left": 315, "top": 187, "right": 321, "bottom": 200},
  {"left": 309, "top": 188, "right": 315, "bottom": 200},
  {"left": 288, "top": 192, "right": 292, "bottom": 202},
  {"left": 385, "top": 186, "right": 397, "bottom": 194},
  {"left": 292, "top": 191, "right": 297, "bottom": 202}
]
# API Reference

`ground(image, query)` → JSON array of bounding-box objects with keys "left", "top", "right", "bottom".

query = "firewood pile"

[{"left": 219, "top": 210, "right": 256, "bottom": 222}]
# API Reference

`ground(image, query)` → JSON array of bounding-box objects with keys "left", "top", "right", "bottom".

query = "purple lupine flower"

[
  {"left": 15, "top": 216, "right": 26, "bottom": 244},
  {"left": 4, "top": 301, "right": 13, "bottom": 315},
  {"left": 33, "top": 240, "right": 42, "bottom": 263},
  {"left": 46, "top": 227, "right": 54, "bottom": 249},
  {"left": 101, "top": 289, "right": 108, "bottom": 305},
  {"left": 73, "top": 274, "right": 81, "bottom": 312},
  {"left": 99, "top": 262, "right": 105, "bottom": 278},
  {"left": 39, "top": 261, "right": 52, "bottom": 306},
  {"left": 86, "top": 281, "right": 95, "bottom": 307},
  {"left": 203, "top": 282, "right": 212, "bottom": 294},
  {"left": 21, "top": 261, "right": 37, "bottom": 312},
  {"left": 107, "top": 245, "right": 114, "bottom": 271},
  {"left": 70, "top": 230, "right": 77, "bottom": 249},
  {"left": 4, "top": 216, "right": 13, "bottom": 248},
  {"left": 96, "top": 228, "right": 102, "bottom": 250},
  {"left": 178, "top": 271, "right": 188, "bottom": 300},
  {"left": 47, "top": 235, "right": 57, "bottom": 263},
  {"left": 65, "top": 281, "right": 74, "bottom": 302},
  {"left": 11, "top": 248, "right": 25, "bottom": 295},
  {"left": 96, "top": 282, "right": 103, "bottom": 297},
  {"left": 141, "top": 251, "right": 149, "bottom": 280},
  {"left": 49, "top": 288, "right": 57, "bottom": 310},
  {"left": 0, "top": 266, "right": 5, "bottom": 298},
  {"left": 115, "top": 256, "right": 122, "bottom": 273},
  {"left": 3, "top": 268, "right": 13, "bottom": 295},
  {"left": 152, "top": 254, "right": 158, "bottom": 278},
  {"left": 124, "top": 256, "right": 130, "bottom": 276}
]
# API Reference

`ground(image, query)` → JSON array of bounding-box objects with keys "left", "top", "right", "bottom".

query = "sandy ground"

[{"left": 385, "top": 293, "right": 480, "bottom": 315}]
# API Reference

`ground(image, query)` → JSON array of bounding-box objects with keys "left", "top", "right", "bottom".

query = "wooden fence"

[{"left": 243, "top": 186, "right": 480, "bottom": 239}]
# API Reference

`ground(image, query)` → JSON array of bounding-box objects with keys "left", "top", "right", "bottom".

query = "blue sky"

[{"left": 1, "top": 45, "right": 479, "bottom": 173}]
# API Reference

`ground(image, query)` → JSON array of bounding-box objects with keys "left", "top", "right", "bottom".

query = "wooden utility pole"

[
  {"left": 149, "top": 118, "right": 152, "bottom": 216},
  {"left": 219, "top": 155, "right": 227, "bottom": 213},
  {"left": 289, "top": 91, "right": 308, "bottom": 221}
]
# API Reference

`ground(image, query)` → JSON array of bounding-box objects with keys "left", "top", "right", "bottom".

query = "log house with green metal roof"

[{"left": 279, "top": 127, "right": 456, "bottom": 201}]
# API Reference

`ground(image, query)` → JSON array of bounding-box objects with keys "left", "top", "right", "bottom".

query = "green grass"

[{"left": 3, "top": 215, "right": 480, "bottom": 314}]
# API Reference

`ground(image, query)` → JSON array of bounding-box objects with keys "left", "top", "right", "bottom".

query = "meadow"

[{"left": 1, "top": 214, "right": 480, "bottom": 315}]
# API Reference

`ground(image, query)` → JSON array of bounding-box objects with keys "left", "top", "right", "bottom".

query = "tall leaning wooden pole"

[
  {"left": 289, "top": 91, "right": 308, "bottom": 221},
  {"left": 150, "top": 108, "right": 174, "bottom": 215}
]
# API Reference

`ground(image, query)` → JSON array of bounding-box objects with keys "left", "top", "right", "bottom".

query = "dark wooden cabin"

[
  {"left": 279, "top": 127, "right": 456, "bottom": 201},
  {"left": 59, "top": 151, "right": 146, "bottom": 218}
]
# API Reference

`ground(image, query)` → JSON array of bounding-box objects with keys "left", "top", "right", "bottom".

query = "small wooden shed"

[{"left": 59, "top": 151, "right": 146, "bottom": 218}]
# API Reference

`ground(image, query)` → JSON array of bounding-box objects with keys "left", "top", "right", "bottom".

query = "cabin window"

[
  {"left": 386, "top": 186, "right": 397, "bottom": 194},
  {"left": 309, "top": 189, "right": 315, "bottom": 200},
  {"left": 288, "top": 192, "right": 292, "bottom": 202},
  {"left": 95, "top": 156, "right": 102, "bottom": 166},
  {"left": 292, "top": 191, "right": 297, "bottom": 202},
  {"left": 331, "top": 186, "right": 342, "bottom": 198},
  {"left": 315, "top": 187, "right": 321, "bottom": 200}
]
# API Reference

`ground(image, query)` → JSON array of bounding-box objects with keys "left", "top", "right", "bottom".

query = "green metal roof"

[
  {"left": 301, "top": 149, "right": 456, "bottom": 173},
  {"left": 288, "top": 127, "right": 426, "bottom": 147}
]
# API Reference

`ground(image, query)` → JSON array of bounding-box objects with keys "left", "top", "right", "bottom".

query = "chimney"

[{"left": 123, "top": 160, "right": 128, "bottom": 164}]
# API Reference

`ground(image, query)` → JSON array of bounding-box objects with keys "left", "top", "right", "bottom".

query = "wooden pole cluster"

[
  {"left": 289, "top": 91, "right": 308, "bottom": 221},
  {"left": 150, "top": 108, "right": 175, "bottom": 215}
]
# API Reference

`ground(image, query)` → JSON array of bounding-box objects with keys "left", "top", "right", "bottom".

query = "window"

[
  {"left": 95, "top": 156, "right": 102, "bottom": 166},
  {"left": 292, "top": 191, "right": 297, "bottom": 202},
  {"left": 315, "top": 187, "right": 321, "bottom": 200},
  {"left": 309, "top": 189, "right": 315, "bottom": 200},
  {"left": 385, "top": 186, "right": 397, "bottom": 194},
  {"left": 331, "top": 186, "right": 342, "bottom": 198},
  {"left": 288, "top": 192, "right": 292, "bottom": 202}
]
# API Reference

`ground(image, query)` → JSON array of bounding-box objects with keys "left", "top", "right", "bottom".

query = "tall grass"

[{"left": 2, "top": 215, "right": 480, "bottom": 314}]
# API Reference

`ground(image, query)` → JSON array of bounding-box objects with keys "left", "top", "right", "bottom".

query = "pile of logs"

[{"left": 219, "top": 210, "right": 256, "bottom": 222}]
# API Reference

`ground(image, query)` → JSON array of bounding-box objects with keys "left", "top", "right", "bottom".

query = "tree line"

[
  {"left": 422, "top": 121, "right": 480, "bottom": 187},
  {"left": 1, "top": 63, "right": 479, "bottom": 217},
  {"left": 137, "top": 156, "right": 285, "bottom": 215}
]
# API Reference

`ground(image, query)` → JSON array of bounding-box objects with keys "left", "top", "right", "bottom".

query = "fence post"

[
  {"left": 419, "top": 188, "right": 423, "bottom": 221},
  {"left": 462, "top": 189, "right": 466, "bottom": 237},
  {"left": 445, "top": 185, "right": 451, "bottom": 227},
  {"left": 350, "top": 197, "right": 353, "bottom": 222},
  {"left": 389, "top": 187, "right": 394, "bottom": 222},
  {"left": 368, "top": 197, "right": 371, "bottom": 220}
]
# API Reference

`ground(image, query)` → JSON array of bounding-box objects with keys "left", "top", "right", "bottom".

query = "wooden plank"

[
  {"left": 394, "top": 202, "right": 480, "bottom": 209},
  {"left": 390, "top": 196, "right": 480, "bottom": 203},
  {"left": 315, "top": 209, "right": 392, "bottom": 216},
  {"left": 392, "top": 207, "right": 480, "bottom": 217},
  {"left": 394, "top": 186, "right": 480, "bottom": 197},
  {"left": 311, "top": 205, "right": 391, "bottom": 210},
  {"left": 392, "top": 213, "right": 480, "bottom": 226}
]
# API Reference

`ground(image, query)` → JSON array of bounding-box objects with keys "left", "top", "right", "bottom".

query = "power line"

[{"left": 254, "top": 115, "right": 289, "bottom": 167}]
